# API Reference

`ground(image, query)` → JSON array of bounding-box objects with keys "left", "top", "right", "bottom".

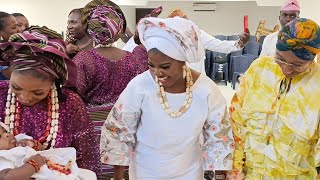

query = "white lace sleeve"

[
  {"left": 202, "top": 84, "right": 234, "bottom": 171},
  {"left": 100, "top": 77, "right": 143, "bottom": 166}
]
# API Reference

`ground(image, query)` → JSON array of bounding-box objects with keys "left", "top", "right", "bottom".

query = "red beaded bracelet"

[{"left": 26, "top": 159, "right": 40, "bottom": 172}]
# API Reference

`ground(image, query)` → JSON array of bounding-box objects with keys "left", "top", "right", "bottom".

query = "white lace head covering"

[{"left": 137, "top": 17, "right": 204, "bottom": 63}]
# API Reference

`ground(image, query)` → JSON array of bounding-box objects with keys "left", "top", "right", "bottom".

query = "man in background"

[{"left": 260, "top": 0, "right": 300, "bottom": 57}]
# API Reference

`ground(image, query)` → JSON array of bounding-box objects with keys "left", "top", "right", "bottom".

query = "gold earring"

[{"left": 182, "top": 65, "right": 187, "bottom": 79}]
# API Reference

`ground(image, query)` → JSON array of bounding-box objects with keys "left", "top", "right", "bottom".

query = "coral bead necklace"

[{"left": 4, "top": 84, "right": 60, "bottom": 149}]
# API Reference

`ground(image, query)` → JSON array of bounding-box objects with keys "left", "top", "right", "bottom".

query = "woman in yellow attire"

[{"left": 230, "top": 18, "right": 320, "bottom": 179}]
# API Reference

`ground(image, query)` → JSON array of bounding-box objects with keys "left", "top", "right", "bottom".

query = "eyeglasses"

[{"left": 274, "top": 57, "right": 310, "bottom": 71}]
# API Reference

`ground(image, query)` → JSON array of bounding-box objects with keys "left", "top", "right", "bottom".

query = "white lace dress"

[{"left": 100, "top": 71, "right": 234, "bottom": 179}]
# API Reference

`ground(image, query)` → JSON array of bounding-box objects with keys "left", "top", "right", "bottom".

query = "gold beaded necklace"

[{"left": 155, "top": 66, "right": 193, "bottom": 118}]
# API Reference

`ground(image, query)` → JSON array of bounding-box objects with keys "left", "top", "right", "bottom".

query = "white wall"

[
  {"left": 0, "top": 0, "right": 94, "bottom": 39},
  {"left": 5, "top": 0, "right": 320, "bottom": 48},
  {"left": 120, "top": 6, "right": 136, "bottom": 32},
  {"left": 0, "top": 0, "right": 280, "bottom": 36},
  {"left": 133, "top": 1, "right": 280, "bottom": 36},
  {"left": 118, "top": 1, "right": 280, "bottom": 47},
  {"left": 299, "top": 0, "right": 320, "bottom": 25}
]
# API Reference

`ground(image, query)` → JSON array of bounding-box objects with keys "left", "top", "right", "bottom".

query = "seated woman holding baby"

[{"left": 0, "top": 26, "right": 101, "bottom": 179}]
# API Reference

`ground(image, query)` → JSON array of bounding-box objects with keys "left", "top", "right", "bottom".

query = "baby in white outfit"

[{"left": 0, "top": 122, "right": 96, "bottom": 180}]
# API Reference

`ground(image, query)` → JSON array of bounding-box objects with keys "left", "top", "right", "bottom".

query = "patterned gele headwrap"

[
  {"left": 277, "top": 18, "right": 320, "bottom": 61},
  {"left": 83, "top": 0, "right": 126, "bottom": 45},
  {"left": 0, "top": 26, "right": 76, "bottom": 86}
]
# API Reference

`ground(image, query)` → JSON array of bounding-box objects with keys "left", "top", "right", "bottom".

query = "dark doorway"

[{"left": 136, "top": 8, "right": 154, "bottom": 23}]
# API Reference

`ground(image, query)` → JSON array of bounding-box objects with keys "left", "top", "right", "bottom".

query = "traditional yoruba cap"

[
  {"left": 281, "top": 0, "right": 300, "bottom": 12},
  {"left": 276, "top": 18, "right": 320, "bottom": 61}
]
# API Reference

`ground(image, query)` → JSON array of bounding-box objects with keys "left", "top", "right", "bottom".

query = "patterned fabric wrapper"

[
  {"left": 137, "top": 17, "right": 205, "bottom": 63},
  {"left": 0, "top": 26, "right": 76, "bottom": 86},
  {"left": 277, "top": 18, "right": 320, "bottom": 61},
  {"left": 82, "top": 0, "right": 126, "bottom": 45}
]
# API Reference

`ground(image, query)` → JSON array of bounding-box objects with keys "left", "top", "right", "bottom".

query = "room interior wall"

[
  {"left": 135, "top": 1, "right": 280, "bottom": 36},
  {"left": 0, "top": 1, "right": 279, "bottom": 35},
  {"left": 0, "top": 0, "right": 90, "bottom": 36},
  {"left": 116, "top": 1, "right": 280, "bottom": 47},
  {"left": 298, "top": 0, "right": 320, "bottom": 25},
  {"left": 1, "top": 0, "right": 318, "bottom": 48}
]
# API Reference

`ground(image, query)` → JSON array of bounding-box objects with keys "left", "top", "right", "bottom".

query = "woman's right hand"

[{"left": 29, "top": 154, "right": 46, "bottom": 167}]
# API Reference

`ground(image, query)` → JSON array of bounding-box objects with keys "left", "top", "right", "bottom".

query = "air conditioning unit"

[{"left": 193, "top": 2, "right": 217, "bottom": 12}]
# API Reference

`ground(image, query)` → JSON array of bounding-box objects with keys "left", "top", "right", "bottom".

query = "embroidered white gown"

[{"left": 100, "top": 71, "right": 234, "bottom": 180}]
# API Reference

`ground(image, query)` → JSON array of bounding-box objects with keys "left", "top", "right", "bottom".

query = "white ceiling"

[
  {"left": 112, "top": 0, "right": 148, "bottom": 6},
  {"left": 113, "top": 0, "right": 287, "bottom": 6}
]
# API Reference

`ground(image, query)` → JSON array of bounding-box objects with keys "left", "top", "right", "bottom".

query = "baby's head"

[{"left": 0, "top": 122, "right": 17, "bottom": 150}]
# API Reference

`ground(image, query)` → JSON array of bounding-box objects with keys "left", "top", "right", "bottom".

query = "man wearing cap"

[{"left": 260, "top": 0, "right": 300, "bottom": 57}]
